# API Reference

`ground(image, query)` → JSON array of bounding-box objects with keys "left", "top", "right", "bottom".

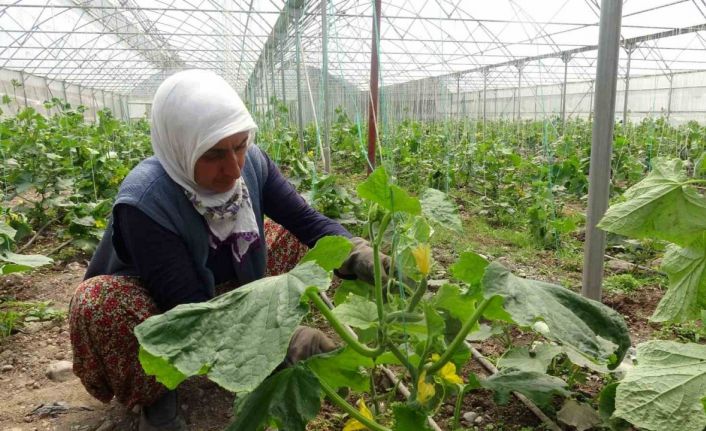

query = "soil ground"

[{"left": 0, "top": 209, "right": 668, "bottom": 431}]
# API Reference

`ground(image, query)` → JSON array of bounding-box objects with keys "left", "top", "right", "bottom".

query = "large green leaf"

[
  {"left": 229, "top": 365, "right": 321, "bottom": 431},
  {"left": 356, "top": 167, "right": 421, "bottom": 215},
  {"left": 651, "top": 238, "right": 706, "bottom": 323},
  {"left": 420, "top": 188, "right": 462, "bottom": 232},
  {"left": 392, "top": 403, "right": 433, "bottom": 431},
  {"left": 598, "top": 158, "right": 706, "bottom": 247},
  {"left": 497, "top": 344, "right": 562, "bottom": 373},
  {"left": 557, "top": 399, "right": 602, "bottom": 431},
  {"left": 300, "top": 235, "right": 352, "bottom": 271},
  {"left": 483, "top": 262, "right": 630, "bottom": 368},
  {"left": 0, "top": 221, "right": 17, "bottom": 239},
  {"left": 432, "top": 283, "right": 477, "bottom": 320},
  {"left": 135, "top": 262, "right": 330, "bottom": 392},
  {"left": 332, "top": 295, "right": 378, "bottom": 330},
  {"left": 0, "top": 251, "right": 53, "bottom": 268},
  {"left": 333, "top": 279, "right": 372, "bottom": 305},
  {"left": 450, "top": 251, "right": 488, "bottom": 287},
  {"left": 0, "top": 263, "right": 33, "bottom": 274},
  {"left": 480, "top": 369, "right": 570, "bottom": 408},
  {"left": 305, "top": 347, "right": 373, "bottom": 391},
  {"left": 614, "top": 341, "right": 706, "bottom": 431}
]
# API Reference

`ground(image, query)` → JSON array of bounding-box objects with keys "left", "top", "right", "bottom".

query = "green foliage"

[
  {"left": 230, "top": 365, "right": 322, "bottom": 431},
  {"left": 600, "top": 157, "right": 706, "bottom": 431},
  {"left": 614, "top": 341, "right": 706, "bottom": 431},
  {"left": 600, "top": 158, "right": 706, "bottom": 323},
  {"left": 135, "top": 261, "right": 330, "bottom": 392},
  {"left": 135, "top": 166, "right": 631, "bottom": 430},
  {"left": 603, "top": 274, "right": 642, "bottom": 293},
  {"left": 599, "top": 159, "right": 706, "bottom": 246},
  {"left": 0, "top": 208, "right": 52, "bottom": 274},
  {"left": 483, "top": 262, "right": 631, "bottom": 368},
  {"left": 480, "top": 369, "right": 570, "bottom": 408},
  {"left": 0, "top": 300, "right": 65, "bottom": 338},
  {"left": 0, "top": 103, "right": 151, "bottom": 253},
  {"left": 497, "top": 344, "right": 563, "bottom": 374},
  {"left": 356, "top": 167, "right": 421, "bottom": 215}
]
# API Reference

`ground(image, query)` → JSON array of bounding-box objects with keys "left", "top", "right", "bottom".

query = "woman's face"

[{"left": 194, "top": 131, "right": 249, "bottom": 193}]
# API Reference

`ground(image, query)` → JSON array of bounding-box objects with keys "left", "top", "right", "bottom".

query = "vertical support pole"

[
  {"left": 455, "top": 74, "right": 460, "bottom": 119},
  {"left": 92, "top": 90, "right": 98, "bottom": 122},
  {"left": 494, "top": 88, "right": 498, "bottom": 120},
  {"left": 367, "top": 0, "right": 382, "bottom": 173},
  {"left": 666, "top": 72, "right": 673, "bottom": 121},
  {"left": 43, "top": 77, "right": 51, "bottom": 116},
  {"left": 101, "top": 90, "right": 106, "bottom": 114},
  {"left": 561, "top": 53, "right": 571, "bottom": 125},
  {"left": 61, "top": 80, "right": 68, "bottom": 105},
  {"left": 482, "top": 68, "right": 488, "bottom": 132},
  {"left": 588, "top": 80, "right": 594, "bottom": 122},
  {"left": 19, "top": 71, "right": 28, "bottom": 108},
  {"left": 514, "top": 62, "right": 524, "bottom": 122},
  {"left": 269, "top": 49, "right": 277, "bottom": 128},
  {"left": 622, "top": 42, "right": 635, "bottom": 126},
  {"left": 262, "top": 60, "right": 270, "bottom": 124},
  {"left": 321, "top": 0, "right": 331, "bottom": 173},
  {"left": 119, "top": 95, "right": 125, "bottom": 121},
  {"left": 294, "top": 7, "right": 305, "bottom": 151},
  {"left": 582, "top": 0, "right": 623, "bottom": 301}
]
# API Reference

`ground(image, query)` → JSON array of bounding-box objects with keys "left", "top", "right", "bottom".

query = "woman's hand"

[{"left": 335, "top": 237, "right": 391, "bottom": 285}]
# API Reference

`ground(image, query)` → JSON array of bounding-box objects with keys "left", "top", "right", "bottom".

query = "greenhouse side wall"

[
  {"left": 0, "top": 69, "right": 129, "bottom": 122},
  {"left": 283, "top": 69, "right": 706, "bottom": 126}
]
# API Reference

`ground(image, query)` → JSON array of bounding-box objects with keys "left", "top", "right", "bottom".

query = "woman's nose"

[{"left": 222, "top": 151, "right": 241, "bottom": 178}]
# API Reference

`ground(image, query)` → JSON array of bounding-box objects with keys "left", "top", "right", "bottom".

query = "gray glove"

[
  {"left": 335, "top": 237, "right": 391, "bottom": 286},
  {"left": 285, "top": 326, "right": 337, "bottom": 365}
]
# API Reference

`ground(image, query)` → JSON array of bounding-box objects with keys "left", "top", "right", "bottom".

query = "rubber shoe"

[{"left": 139, "top": 390, "right": 187, "bottom": 431}]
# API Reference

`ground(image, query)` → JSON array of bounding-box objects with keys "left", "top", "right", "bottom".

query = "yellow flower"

[
  {"left": 416, "top": 370, "right": 436, "bottom": 404},
  {"left": 411, "top": 243, "right": 432, "bottom": 276},
  {"left": 431, "top": 353, "right": 464, "bottom": 385},
  {"left": 94, "top": 218, "right": 106, "bottom": 229},
  {"left": 342, "top": 398, "right": 373, "bottom": 431}
]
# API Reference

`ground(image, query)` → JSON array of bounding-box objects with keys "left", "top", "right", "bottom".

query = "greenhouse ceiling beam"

[
  {"left": 398, "top": 22, "right": 706, "bottom": 85},
  {"left": 244, "top": 0, "right": 306, "bottom": 100},
  {"left": 6, "top": 27, "right": 706, "bottom": 51},
  {"left": 0, "top": 2, "right": 679, "bottom": 31},
  {"left": 71, "top": 0, "right": 184, "bottom": 69}
]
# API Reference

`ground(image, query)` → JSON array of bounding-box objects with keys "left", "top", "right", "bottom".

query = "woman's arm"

[
  {"left": 114, "top": 204, "right": 210, "bottom": 311},
  {"left": 261, "top": 152, "right": 351, "bottom": 247}
]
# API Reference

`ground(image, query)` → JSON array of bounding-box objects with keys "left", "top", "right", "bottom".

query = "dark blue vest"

[{"left": 85, "top": 145, "right": 268, "bottom": 298}]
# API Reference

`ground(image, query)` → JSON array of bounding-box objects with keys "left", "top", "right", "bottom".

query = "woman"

[{"left": 68, "top": 70, "right": 379, "bottom": 430}]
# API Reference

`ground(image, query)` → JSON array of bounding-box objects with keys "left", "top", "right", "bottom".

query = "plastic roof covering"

[{"left": 0, "top": 0, "right": 705, "bottom": 98}]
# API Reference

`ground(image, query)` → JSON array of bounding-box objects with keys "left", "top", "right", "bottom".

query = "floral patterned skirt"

[{"left": 69, "top": 220, "right": 307, "bottom": 409}]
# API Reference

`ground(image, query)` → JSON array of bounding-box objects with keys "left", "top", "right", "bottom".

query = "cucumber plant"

[
  {"left": 598, "top": 158, "right": 706, "bottom": 431},
  {"left": 135, "top": 166, "right": 630, "bottom": 430}
]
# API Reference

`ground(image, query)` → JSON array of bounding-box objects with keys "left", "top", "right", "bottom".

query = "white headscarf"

[{"left": 150, "top": 69, "right": 260, "bottom": 261}]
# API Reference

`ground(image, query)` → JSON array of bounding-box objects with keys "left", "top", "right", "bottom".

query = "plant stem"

[
  {"left": 370, "top": 365, "right": 380, "bottom": 416},
  {"left": 318, "top": 377, "right": 391, "bottom": 431},
  {"left": 427, "top": 297, "right": 493, "bottom": 375},
  {"left": 386, "top": 341, "right": 418, "bottom": 383},
  {"left": 306, "top": 290, "right": 383, "bottom": 358},
  {"left": 374, "top": 213, "right": 392, "bottom": 247},
  {"left": 405, "top": 278, "right": 427, "bottom": 312},
  {"left": 452, "top": 384, "right": 469, "bottom": 429}
]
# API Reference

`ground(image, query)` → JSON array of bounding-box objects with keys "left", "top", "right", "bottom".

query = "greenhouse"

[{"left": 1, "top": 1, "right": 706, "bottom": 430}]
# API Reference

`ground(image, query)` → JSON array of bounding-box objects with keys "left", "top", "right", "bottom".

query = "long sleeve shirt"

[{"left": 113, "top": 152, "right": 350, "bottom": 311}]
